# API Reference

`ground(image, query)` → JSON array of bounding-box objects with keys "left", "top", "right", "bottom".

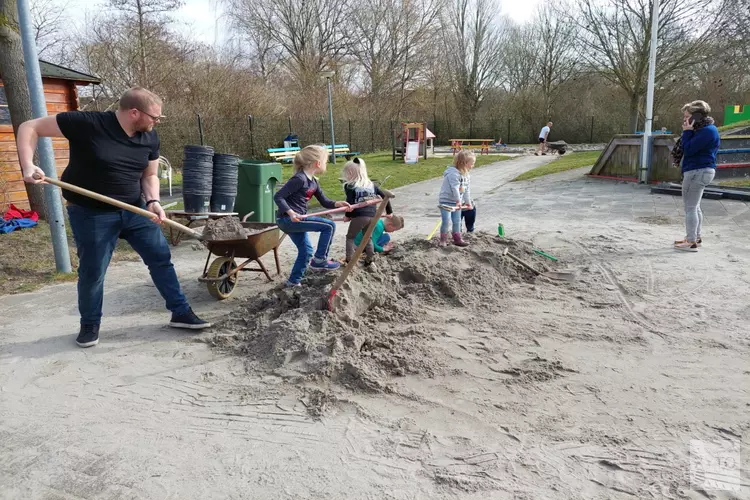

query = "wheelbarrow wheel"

[{"left": 206, "top": 257, "right": 239, "bottom": 300}]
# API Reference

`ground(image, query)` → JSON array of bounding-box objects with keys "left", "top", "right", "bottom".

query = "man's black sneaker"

[
  {"left": 169, "top": 308, "right": 212, "bottom": 330},
  {"left": 76, "top": 324, "right": 100, "bottom": 348}
]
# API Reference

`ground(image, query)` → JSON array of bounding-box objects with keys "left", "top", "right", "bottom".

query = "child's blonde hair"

[
  {"left": 293, "top": 144, "right": 327, "bottom": 173},
  {"left": 386, "top": 214, "right": 404, "bottom": 230},
  {"left": 341, "top": 158, "right": 374, "bottom": 190},
  {"left": 454, "top": 150, "right": 476, "bottom": 173}
]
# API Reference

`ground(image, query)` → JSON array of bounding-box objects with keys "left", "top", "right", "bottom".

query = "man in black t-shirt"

[{"left": 18, "top": 87, "right": 210, "bottom": 348}]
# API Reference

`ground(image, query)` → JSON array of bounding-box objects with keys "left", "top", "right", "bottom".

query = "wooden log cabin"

[{"left": 0, "top": 61, "right": 100, "bottom": 210}]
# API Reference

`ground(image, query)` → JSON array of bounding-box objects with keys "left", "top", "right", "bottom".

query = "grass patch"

[
  {"left": 717, "top": 178, "right": 750, "bottom": 188},
  {"left": 717, "top": 120, "right": 750, "bottom": 133},
  {"left": 0, "top": 219, "right": 139, "bottom": 296},
  {"left": 280, "top": 151, "right": 510, "bottom": 205},
  {"left": 512, "top": 151, "right": 602, "bottom": 182},
  {"left": 161, "top": 171, "right": 183, "bottom": 188}
]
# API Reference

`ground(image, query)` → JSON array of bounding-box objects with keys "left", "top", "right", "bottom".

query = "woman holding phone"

[{"left": 671, "top": 100, "right": 720, "bottom": 252}]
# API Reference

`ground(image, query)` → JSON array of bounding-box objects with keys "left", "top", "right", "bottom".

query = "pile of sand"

[
  {"left": 212, "top": 233, "right": 558, "bottom": 392},
  {"left": 202, "top": 217, "right": 251, "bottom": 241}
]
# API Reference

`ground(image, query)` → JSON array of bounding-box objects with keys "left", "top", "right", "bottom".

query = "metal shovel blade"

[{"left": 542, "top": 271, "right": 576, "bottom": 282}]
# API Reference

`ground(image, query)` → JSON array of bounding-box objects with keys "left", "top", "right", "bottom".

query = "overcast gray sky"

[{"left": 55, "top": 0, "right": 541, "bottom": 45}]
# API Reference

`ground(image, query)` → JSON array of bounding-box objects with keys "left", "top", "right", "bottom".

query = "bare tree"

[
  {"left": 227, "top": 0, "right": 351, "bottom": 89},
  {"left": 532, "top": 5, "right": 580, "bottom": 118},
  {"left": 109, "top": 0, "right": 184, "bottom": 86},
  {"left": 348, "top": 0, "right": 442, "bottom": 120},
  {"left": 225, "top": 22, "right": 283, "bottom": 81},
  {"left": 29, "top": 0, "right": 69, "bottom": 59},
  {"left": 0, "top": 0, "right": 48, "bottom": 217},
  {"left": 574, "top": 0, "right": 727, "bottom": 132},
  {"left": 443, "top": 0, "right": 506, "bottom": 124}
]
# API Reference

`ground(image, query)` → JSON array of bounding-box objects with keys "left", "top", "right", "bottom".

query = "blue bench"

[{"left": 267, "top": 144, "right": 360, "bottom": 163}]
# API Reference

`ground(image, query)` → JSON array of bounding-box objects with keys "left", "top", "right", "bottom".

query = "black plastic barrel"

[
  {"left": 182, "top": 145, "right": 214, "bottom": 213},
  {"left": 210, "top": 153, "right": 239, "bottom": 212}
]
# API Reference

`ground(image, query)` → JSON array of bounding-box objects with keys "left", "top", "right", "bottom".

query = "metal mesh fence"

[{"left": 158, "top": 114, "right": 629, "bottom": 169}]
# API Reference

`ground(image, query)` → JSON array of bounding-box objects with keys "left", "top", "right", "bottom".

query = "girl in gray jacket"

[{"left": 438, "top": 150, "right": 475, "bottom": 247}]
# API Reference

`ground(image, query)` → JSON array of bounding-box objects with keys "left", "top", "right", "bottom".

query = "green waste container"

[{"left": 236, "top": 160, "right": 282, "bottom": 223}]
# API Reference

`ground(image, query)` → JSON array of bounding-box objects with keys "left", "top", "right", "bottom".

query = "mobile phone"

[{"left": 690, "top": 112, "right": 704, "bottom": 124}]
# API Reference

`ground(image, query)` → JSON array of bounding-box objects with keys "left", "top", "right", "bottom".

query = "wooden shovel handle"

[
  {"left": 43, "top": 177, "right": 203, "bottom": 239},
  {"left": 297, "top": 198, "right": 381, "bottom": 219},
  {"left": 327, "top": 190, "right": 395, "bottom": 310}
]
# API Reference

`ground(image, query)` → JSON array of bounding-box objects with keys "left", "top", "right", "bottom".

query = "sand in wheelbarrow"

[
  {"left": 201, "top": 216, "right": 252, "bottom": 241},
  {"left": 209, "top": 233, "right": 560, "bottom": 394}
]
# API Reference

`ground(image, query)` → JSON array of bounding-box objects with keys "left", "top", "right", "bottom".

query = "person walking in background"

[
  {"left": 672, "top": 100, "right": 720, "bottom": 252},
  {"left": 536, "top": 122, "right": 552, "bottom": 155},
  {"left": 18, "top": 87, "right": 211, "bottom": 348}
]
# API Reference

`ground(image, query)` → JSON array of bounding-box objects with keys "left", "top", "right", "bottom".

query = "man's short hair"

[{"left": 119, "top": 87, "right": 163, "bottom": 111}]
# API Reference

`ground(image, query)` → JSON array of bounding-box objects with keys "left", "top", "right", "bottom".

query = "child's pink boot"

[
  {"left": 439, "top": 233, "right": 449, "bottom": 247},
  {"left": 452, "top": 232, "right": 469, "bottom": 247}
]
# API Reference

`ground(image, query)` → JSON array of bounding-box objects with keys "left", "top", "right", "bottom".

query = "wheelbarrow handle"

[{"left": 42, "top": 177, "right": 203, "bottom": 239}]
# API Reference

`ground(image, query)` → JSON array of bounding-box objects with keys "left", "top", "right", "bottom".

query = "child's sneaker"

[
  {"left": 674, "top": 237, "right": 702, "bottom": 247},
  {"left": 674, "top": 240, "right": 698, "bottom": 252},
  {"left": 310, "top": 259, "right": 341, "bottom": 271},
  {"left": 284, "top": 281, "right": 301, "bottom": 288}
]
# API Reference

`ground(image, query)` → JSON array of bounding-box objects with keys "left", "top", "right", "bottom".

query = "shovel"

[
  {"left": 325, "top": 189, "right": 395, "bottom": 311},
  {"left": 42, "top": 176, "right": 207, "bottom": 240},
  {"left": 502, "top": 248, "right": 575, "bottom": 282},
  {"left": 297, "top": 198, "right": 382, "bottom": 219}
]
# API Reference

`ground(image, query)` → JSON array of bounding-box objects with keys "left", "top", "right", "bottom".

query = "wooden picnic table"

[
  {"left": 165, "top": 210, "right": 238, "bottom": 246},
  {"left": 450, "top": 138, "right": 495, "bottom": 155}
]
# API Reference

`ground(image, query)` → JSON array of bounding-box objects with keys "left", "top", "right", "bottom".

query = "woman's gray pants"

[{"left": 682, "top": 167, "right": 716, "bottom": 242}]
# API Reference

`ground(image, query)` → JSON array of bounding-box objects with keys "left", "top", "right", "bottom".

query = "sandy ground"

[{"left": 1, "top": 155, "right": 749, "bottom": 499}]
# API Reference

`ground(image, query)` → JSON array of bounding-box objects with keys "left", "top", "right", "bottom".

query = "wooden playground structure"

[{"left": 392, "top": 122, "right": 435, "bottom": 162}]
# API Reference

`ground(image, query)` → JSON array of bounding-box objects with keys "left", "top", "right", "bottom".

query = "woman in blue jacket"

[{"left": 672, "top": 100, "right": 720, "bottom": 252}]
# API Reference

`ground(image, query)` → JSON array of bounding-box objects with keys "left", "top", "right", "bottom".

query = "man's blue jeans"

[
  {"left": 67, "top": 204, "right": 190, "bottom": 325},
  {"left": 276, "top": 216, "right": 336, "bottom": 284}
]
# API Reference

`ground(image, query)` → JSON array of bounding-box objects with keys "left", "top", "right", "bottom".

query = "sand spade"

[
  {"left": 39, "top": 176, "right": 244, "bottom": 242},
  {"left": 325, "top": 190, "right": 395, "bottom": 312},
  {"left": 501, "top": 248, "right": 576, "bottom": 282}
]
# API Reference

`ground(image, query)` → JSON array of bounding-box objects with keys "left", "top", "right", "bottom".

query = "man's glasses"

[{"left": 135, "top": 108, "right": 164, "bottom": 122}]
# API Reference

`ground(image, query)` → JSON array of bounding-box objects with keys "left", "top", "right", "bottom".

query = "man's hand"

[
  {"left": 23, "top": 166, "right": 46, "bottom": 184},
  {"left": 334, "top": 201, "right": 351, "bottom": 209},
  {"left": 147, "top": 202, "right": 166, "bottom": 223}
]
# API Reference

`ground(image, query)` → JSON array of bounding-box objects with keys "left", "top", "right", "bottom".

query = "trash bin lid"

[{"left": 239, "top": 160, "right": 282, "bottom": 184}]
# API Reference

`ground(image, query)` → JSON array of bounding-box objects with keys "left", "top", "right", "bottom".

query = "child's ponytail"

[{"left": 341, "top": 158, "right": 374, "bottom": 190}]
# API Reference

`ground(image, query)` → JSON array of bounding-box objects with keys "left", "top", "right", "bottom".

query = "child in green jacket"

[{"left": 353, "top": 215, "right": 404, "bottom": 254}]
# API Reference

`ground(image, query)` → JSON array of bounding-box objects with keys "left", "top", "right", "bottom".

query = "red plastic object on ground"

[{"left": 3, "top": 204, "right": 39, "bottom": 222}]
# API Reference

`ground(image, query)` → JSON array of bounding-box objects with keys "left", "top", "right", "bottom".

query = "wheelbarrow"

[
  {"left": 198, "top": 222, "right": 284, "bottom": 300},
  {"left": 546, "top": 140, "right": 569, "bottom": 155}
]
